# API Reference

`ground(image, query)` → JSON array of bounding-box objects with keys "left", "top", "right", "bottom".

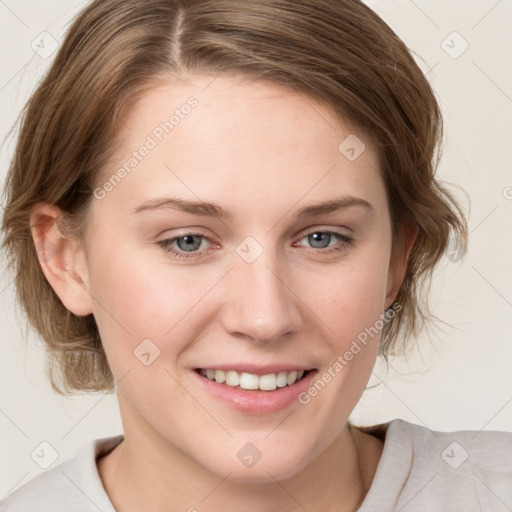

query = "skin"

[{"left": 32, "top": 75, "right": 417, "bottom": 511}]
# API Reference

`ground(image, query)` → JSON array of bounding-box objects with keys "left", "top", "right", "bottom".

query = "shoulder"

[
  {"left": 0, "top": 463, "right": 79, "bottom": 512},
  {"left": 356, "top": 418, "right": 512, "bottom": 512},
  {"left": 397, "top": 418, "right": 512, "bottom": 471},
  {"left": 0, "top": 435, "right": 122, "bottom": 512},
  {"left": 398, "top": 419, "right": 512, "bottom": 511}
]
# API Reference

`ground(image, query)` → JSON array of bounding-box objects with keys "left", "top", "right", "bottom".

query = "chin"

[
  {"left": 197, "top": 445, "right": 312, "bottom": 484},
  {"left": 221, "top": 463, "right": 304, "bottom": 484}
]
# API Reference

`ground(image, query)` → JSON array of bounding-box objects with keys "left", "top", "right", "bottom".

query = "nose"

[{"left": 219, "top": 248, "right": 303, "bottom": 344}]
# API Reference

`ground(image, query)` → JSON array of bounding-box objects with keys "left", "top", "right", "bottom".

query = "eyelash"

[{"left": 156, "top": 229, "right": 354, "bottom": 260}]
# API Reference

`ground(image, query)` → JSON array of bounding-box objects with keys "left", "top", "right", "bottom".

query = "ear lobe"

[
  {"left": 30, "top": 203, "right": 93, "bottom": 317},
  {"left": 385, "top": 221, "right": 418, "bottom": 309}
]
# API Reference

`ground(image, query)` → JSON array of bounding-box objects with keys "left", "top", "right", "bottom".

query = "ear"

[
  {"left": 385, "top": 220, "right": 418, "bottom": 309},
  {"left": 30, "top": 203, "right": 93, "bottom": 316}
]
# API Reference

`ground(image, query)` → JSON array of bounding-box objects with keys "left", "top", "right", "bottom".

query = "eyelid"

[
  {"left": 296, "top": 224, "right": 353, "bottom": 237},
  {"left": 157, "top": 225, "right": 354, "bottom": 261},
  {"left": 293, "top": 228, "right": 353, "bottom": 248},
  {"left": 157, "top": 224, "right": 351, "bottom": 245}
]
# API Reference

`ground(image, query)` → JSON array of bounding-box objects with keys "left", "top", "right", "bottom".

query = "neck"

[{"left": 98, "top": 413, "right": 382, "bottom": 512}]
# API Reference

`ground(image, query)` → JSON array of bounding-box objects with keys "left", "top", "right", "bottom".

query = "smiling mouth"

[{"left": 195, "top": 368, "right": 312, "bottom": 391}]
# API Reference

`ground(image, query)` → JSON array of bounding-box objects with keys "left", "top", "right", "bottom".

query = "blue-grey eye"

[
  {"left": 307, "top": 232, "right": 334, "bottom": 249},
  {"left": 175, "top": 234, "right": 204, "bottom": 252}
]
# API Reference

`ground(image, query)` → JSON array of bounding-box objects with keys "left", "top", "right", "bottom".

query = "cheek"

[
  {"left": 86, "top": 243, "right": 219, "bottom": 367},
  {"left": 308, "top": 251, "right": 391, "bottom": 345},
  {"left": 87, "top": 219, "right": 391, "bottom": 376}
]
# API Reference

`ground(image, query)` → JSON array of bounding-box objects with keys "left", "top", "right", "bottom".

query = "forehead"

[
  {"left": 120, "top": 74, "right": 367, "bottom": 151},
  {"left": 98, "top": 75, "right": 385, "bottom": 219}
]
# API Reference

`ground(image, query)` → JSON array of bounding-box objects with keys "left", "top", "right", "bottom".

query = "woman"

[{"left": 1, "top": 0, "right": 511, "bottom": 511}]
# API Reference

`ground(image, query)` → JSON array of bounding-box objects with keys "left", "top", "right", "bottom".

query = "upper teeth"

[{"left": 199, "top": 369, "right": 305, "bottom": 391}]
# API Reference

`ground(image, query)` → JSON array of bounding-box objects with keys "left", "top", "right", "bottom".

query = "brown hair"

[{"left": 1, "top": 0, "right": 468, "bottom": 393}]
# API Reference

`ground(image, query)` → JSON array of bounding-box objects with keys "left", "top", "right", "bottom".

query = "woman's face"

[{"left": 78, "top": 75, "right": 403, "bottom": 481}]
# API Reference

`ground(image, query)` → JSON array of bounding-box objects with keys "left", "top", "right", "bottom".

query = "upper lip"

[{"left": 195, "top": 364, "right": 315, "bottom": 375}]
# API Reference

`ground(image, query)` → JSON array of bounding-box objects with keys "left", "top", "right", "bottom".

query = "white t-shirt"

[{"left": 1, "top": 418, "right": 511, "bottom": 511}]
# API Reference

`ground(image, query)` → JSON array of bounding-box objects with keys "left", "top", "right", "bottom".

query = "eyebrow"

[{"left": 130, "top": 195, "right": 373, "bottom": 220}]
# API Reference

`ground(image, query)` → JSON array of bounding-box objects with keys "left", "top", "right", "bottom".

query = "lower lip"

[{"left": 192, "top": 370, "right": 318, "bottom": 414}]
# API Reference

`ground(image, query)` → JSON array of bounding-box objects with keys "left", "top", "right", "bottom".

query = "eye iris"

[
  {"left": 177, "top": 235, "right": 202, "bottom": 252},
  {"left": 308, "top": 232, "right": 331, "bottom": 249}
]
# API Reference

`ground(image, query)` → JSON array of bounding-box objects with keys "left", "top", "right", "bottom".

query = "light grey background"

[{"left": 1, "top": 0, "right": 511, "bottom": 499}]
